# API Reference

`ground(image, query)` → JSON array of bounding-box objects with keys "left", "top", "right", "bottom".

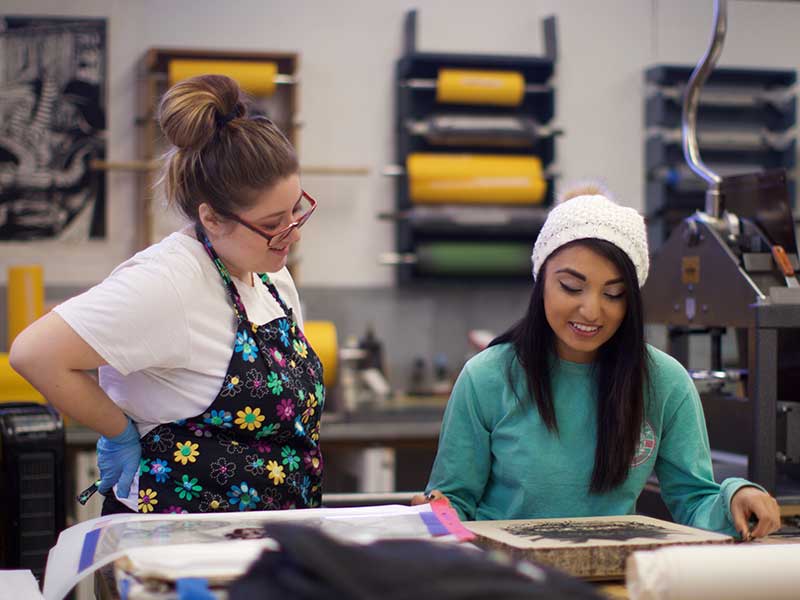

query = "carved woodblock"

[{"left": 465, "top": 515, "right": 732, "bottom": 580}]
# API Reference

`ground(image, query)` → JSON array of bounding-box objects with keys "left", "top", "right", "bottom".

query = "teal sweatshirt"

[{"left": 426, "top": 343, "right": 758, "bottom": 536}]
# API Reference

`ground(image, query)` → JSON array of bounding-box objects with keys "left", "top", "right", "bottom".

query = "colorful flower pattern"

[
  {"left": 281, "top": 446, "right": 300, "bottom": 472},
  {"left": 235, "top": 332, "right": 258, "bottom": 363},
  {"left": 245, "top": 369, "right": 269, "bottom": 399},
  {"left": 204, "top": 409, "right": 233, "bottom": 428},
  {"left": 138, "top": 488, "right": 157, "bottom": 513},
  {"left": 209, "top": 457, "right": 237, "bottom": 485},
  {"left": 198, "top": 491, "right": 229, "bottom": 512},
  {"left": 276, "top": 398, "right": 295, "bottom": 422},
  {"left": 149, "top": 458, "right": 172, "bottom": 483},
  {"left": 255, "top": 423, "right": 279, "bottom": 439},
  {"left": 253, "top": 440, "right": 271, "bottom": 454},
  {"left": 267, "top": 372, "right": 283, "bottom": 395},
  {"left": 267, "top": 460, "right": 286, "bottom": 485},
  {"left": 220, "top": 375, "right": 243, "bottom": 398},
  {"left": 218, "top": 434, "right": 246, "bottom": 455},
  {"left": 245, "top": 454, "right": 267, "bottom": 476},
  {"left": 278, "top": 320, "right": 291, "bottom": 347},
  {"left": 302, "top": 394, "right": 318, "bottom": 424},
  {"left": 292, "top": 339, "right": 308, "bottom": 359},
  {"left": 187, "top": 420, "right": 213, "bottom": 438},
  {"left": 235, "top": 406, "right": 265, "bottom": 431},
  {"left": 269, "top": 347, "right": 287, "bottom": 368},
  {"left": 303, "top": 448, "right": 323, "bottom": 476},
  {"left": 228, "top": 482, "right": 261, "bottom": 511},
  {"left": 174, "top": 474, "right": 203, "bottom": 501},
  {"left": 146, "top": 426, "right": 175, "bottom": 453},
  {"left": 174, "top": 441, "right": 200, "bottom": 465},
  {"left": 136, "top": 227, "right": 323, "bottom": 513}
]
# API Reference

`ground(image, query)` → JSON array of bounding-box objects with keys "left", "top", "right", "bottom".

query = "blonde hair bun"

[
  {"left": 158, "top": 74, "right": 245, "bottom": 152},
  {"left": 158, "top": 74, "right": 298, "bottom": 223}
]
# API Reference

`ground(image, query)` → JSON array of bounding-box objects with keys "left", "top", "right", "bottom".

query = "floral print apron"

[{"left": 136, "top": 226, "right": 324, "bottom": 513}]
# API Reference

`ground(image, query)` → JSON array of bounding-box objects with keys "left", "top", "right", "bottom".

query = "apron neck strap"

[
  {"left": 255, "top": 273, "right": 293, "bottom": 322},
  {"left": 195, "top": 224, "right": 249, "bottom": 323}
]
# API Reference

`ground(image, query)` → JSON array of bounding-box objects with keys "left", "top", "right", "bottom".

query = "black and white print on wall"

[{"left": 0, "top": 16, "right": 107, "bottom": 240}]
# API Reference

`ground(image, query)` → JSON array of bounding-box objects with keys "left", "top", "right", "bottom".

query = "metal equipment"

[
  {"left": 0, "top": 402, "right": 66, "bottom": 582},
  {"left": 643, "top": 0, "right": 800, "bottom": 501}
]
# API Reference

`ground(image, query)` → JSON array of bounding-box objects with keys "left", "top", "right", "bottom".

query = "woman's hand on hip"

[{"left": 96, "top": 417, "right": 142, "bottom": 499}]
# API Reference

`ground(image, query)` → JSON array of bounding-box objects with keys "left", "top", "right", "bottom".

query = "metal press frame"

[{"left": 667, "top": 0, "right": 800, "bottom": 497}]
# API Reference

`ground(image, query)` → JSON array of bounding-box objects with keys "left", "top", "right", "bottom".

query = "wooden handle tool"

[{"left": 771, "top": 245, "right": 799, "bottom": 288}]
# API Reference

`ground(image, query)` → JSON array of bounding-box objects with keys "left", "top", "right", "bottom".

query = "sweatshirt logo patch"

[{"left": 632, "top": 420, "right": 656, "bottom": 467}]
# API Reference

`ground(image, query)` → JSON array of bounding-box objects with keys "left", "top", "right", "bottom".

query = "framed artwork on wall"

[{"left": 0, "top": 16, "right": 107, "bottom": 240}]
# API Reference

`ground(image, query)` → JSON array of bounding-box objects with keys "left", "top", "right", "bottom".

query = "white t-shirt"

[{"left": 55, "top": 231, "right": 304, "bottom": 437}]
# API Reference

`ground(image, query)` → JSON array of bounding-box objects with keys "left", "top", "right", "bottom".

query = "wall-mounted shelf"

[
  {"left": 389, "top": 11, "right": 559, "bottom": 284},
  {"left": 645, "top": 64, "right": 797, "bottom": 249}
]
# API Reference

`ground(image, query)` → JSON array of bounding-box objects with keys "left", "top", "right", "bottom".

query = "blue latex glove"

[{"left": 96, "top": 418, "right": 141, "bottom": 498}]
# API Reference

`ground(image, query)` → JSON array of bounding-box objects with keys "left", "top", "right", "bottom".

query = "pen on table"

[{"left": 77, "top": 479, "right": 102, "bottom": 505}]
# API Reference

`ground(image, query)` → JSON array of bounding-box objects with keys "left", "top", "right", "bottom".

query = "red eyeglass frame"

[{"left": 227, "top": 191, "right": 317, "bottom": 249}]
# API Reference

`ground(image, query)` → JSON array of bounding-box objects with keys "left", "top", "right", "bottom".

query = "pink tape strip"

[{"left": 430, "top": 497, "right": 476, "bottom": 542}]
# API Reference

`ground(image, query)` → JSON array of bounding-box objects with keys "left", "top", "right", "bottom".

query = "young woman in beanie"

[
  {"left": 11, "top": 75, "right": 324, "bottom": 514},
  {"left": 416, "top": 183, "right": 780, "bottom": 540}
]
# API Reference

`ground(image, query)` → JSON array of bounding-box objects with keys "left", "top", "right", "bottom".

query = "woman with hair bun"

[
  {"left": 11, "top": 75, "right": 324, "bottom": 514},
  {"left": 415, "top": 183, "right": 781, "bottom": 540}
]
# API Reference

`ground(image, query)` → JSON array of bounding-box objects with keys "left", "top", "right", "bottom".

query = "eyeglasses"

[{"left": 227, "top": 191, "right": 317, "bottom": 249}]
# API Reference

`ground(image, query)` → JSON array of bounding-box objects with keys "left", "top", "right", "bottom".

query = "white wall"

[{"left": 2, "top": 0, "right": 800, "bottom": 286}]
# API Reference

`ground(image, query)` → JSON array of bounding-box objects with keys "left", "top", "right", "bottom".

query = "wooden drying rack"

[{"left": 120, "top": 47, "right": 369, "bottom": 250}]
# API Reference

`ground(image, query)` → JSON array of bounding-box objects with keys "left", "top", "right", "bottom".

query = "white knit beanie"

[{"left": 531, "top": 194, "right": 649, "bottom": 286}]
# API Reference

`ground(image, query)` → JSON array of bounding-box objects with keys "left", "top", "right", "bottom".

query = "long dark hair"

[{"left": 491, "top": 238, "right": 650, "bottom": 493}]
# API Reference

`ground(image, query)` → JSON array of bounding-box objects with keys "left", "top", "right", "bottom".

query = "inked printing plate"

[{"left": 465, "top": 515, "right": 732, "bottom": 580}]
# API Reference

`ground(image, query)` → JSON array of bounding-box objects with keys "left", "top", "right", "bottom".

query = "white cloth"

[
  {"left": 626, "top": 544, "right": 800, "bottom": 600},
  {"left": 531, "top": 194, "right": 649, "bottom": 286},
  {"left": 0, "top": 570, "right": 43, "bottom": 600},
  {"left": 54, "top": 231, "right": 304, "bottom": 437}
]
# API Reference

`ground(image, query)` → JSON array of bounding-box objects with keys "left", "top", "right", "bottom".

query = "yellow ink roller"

[
  {"left": 407, "top": 153, "right": 547, "bottom": 205},
  {"left": 8, "top": 265, "right": 44, "bottom": 348},
  {"left": 436, "top": 69, "right": 525, "bottom": 106},
  {"left": 4, "top": 265, "right": 45, "bottom": 403},
  {"left": 168, "top": 59, "right": 279, "bottom": 96},
  {"left": 302, "top": 320, "right": 338, "bottom": 389}
]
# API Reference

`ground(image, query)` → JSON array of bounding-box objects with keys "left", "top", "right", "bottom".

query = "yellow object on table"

[
  {"left": 168, "top": 59, "right": 278, "bottom": 96},
  {"left": 302, "top": 320, "right": 338, "bottom": 389},
  {"left": 407, "top": 153, "right": 546, "bottom": 204},
  {"left": 7, "top": 264, "right": 44, "bottom": 348},
  {"left": 436, "top": 69, "right": 525, "bottom": 107},
  {"left": 0, "top": 353, "right": 44, "bottom": 403}
]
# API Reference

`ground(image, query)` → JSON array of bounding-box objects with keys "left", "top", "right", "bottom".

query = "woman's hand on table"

[
  {"left": 730, "top": 486, "right": 781, "bottom": 540},
  {"left": 410, "top": 489, "right": 449, "bottom": 506}
]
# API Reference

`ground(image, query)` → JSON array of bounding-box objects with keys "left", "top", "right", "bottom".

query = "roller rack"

[
  {"left": 392, "top": 10, "right": 558, "bottom": 284},
  {"left": 644, "top": 64, "right": 797, "bottom": 250}
]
